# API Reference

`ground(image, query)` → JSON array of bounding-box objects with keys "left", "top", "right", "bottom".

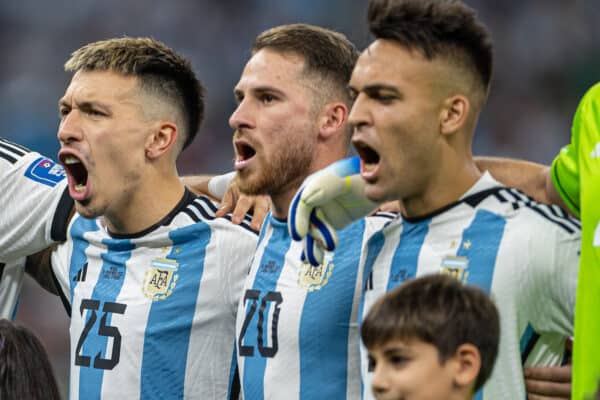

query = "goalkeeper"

[{"left": 476, "top": 83, "right": 600, "bottom": 400}]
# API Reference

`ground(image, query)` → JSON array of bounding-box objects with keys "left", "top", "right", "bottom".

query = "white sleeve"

[
  {"left": 216, "top": 223, "right": 258, "bottom": 316},
  {"left": 0, "top": 140, "right": 73, "bottom": 261},
  {"left": 522, "top": 223, "right": 579, "bottom": 336}
]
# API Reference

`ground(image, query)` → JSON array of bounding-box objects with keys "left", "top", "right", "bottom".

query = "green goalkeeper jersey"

[{"left": 551, "top": 82, "right": 600, "bottom": 399}]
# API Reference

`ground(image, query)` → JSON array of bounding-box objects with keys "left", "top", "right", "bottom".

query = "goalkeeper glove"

[{"left": 288, "top": 156, "right": 378, "bottom": 265}]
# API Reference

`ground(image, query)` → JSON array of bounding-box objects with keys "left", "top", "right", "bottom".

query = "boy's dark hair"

[
  {"left": 65, "top": 37, "right": 205, "bottom": 151},
  {"left": 252, "top": 23, "right": 359, "bottom": 106},
  {"left": 368, "top": 0, "right": 493, "bottom": 95},
  {"left": 361, "top": 273, "right": 500, "bottom": 391},
  {"left": 0, "top": 319, "right": 61, "bottom": 400}
]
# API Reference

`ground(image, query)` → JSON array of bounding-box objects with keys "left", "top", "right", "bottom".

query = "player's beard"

[{"left": 238, "top": 135, "right": 315, "bottom": 197}]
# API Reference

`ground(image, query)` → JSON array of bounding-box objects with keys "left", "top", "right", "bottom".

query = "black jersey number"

[
  {"left": 238, "top": 289, "right": 283, "bottom": 358},
  {"left": 75, "top": 299, "right": 127, "bottom": 370}
]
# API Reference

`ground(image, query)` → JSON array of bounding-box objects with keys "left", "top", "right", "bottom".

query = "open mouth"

[
  {"left": 59, "top": 152, "right": 90, "bottom": 200},
  {"left": 354, "top": 141, "right": 380, "bottom": 165},
  {"left": 234, "top": 140, "right": 257, "bottom": 170}
]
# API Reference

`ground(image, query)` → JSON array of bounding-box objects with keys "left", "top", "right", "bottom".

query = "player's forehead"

[
  {"left": 234, "top": 48, "right": 307, "bottom": 93},
  {"left": 350, "top": 39, "right": 434, "bottom": 91},
  {"left": 61, "top": 70, "right": 138, "bottom": 105}
]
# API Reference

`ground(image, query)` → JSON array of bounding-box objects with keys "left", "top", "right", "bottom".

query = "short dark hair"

[
  {"left": 0, "top": 319, "right": 61, "bottom": 400},
  {"left": 252, "top": 24, "right": 359, "bottom": 105},
  {"left": 65, "top": 37, "right": 205, "bottom": 151},
  {"left": 368, "top": 0, "right": 493, "bottom": 95},
  {"left": 361, "top": 273, "right": 500, "bottom": 391}
]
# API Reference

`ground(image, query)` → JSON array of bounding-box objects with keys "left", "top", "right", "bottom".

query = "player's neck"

[
  {"left": 269, "top": 187, "right": 298, "bottom": 221},
  {"left": 402, "top": 159, "right": 481, "bottom": 218},
  {"left": 103, "top": 173, "right": 185, "bottom": 235}
]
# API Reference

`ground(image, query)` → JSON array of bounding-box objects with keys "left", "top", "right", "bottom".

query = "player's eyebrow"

[
  {"left": 234, "top": 86, "right": 285, "bottom": 101},
  {"left": 362, "top": 83, "right": 403, "bottom": 96}
]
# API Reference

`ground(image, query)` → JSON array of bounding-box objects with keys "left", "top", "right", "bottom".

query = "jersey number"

[
  {"left": 75, "top": 299, "right": 127, "bottom": 370},
  {"left": 238, "top": 289, "right": 283, "bottom": 358}
]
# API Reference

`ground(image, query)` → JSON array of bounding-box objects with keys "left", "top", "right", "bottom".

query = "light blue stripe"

[
  {"left": 299, "top": 219, "right": 365, "bottom": 399},
  {"left": 79, "top": 238, "right": 132, "bottom": 400},
  {"left": 456, "top": 210, "right": 506, "bottom": 294},
  {"left": 241, "top": 218, "right": 290, "bottom": 400},
  {"left": 69, "top": 217, "right": 100, "bottom": 303},
  {"left": 386, "top": 220, "right": 431, "bottom": 291},
  {"left": 456, "top": 210, "right": 506, "bottom": 400},
  {"left": 140, "top": 222, "right": 211, "bottom": 399}
]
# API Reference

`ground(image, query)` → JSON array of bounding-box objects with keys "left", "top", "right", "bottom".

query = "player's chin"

[
  {"left": 365, "top": 181, "right": 397, "bottom": 204},
  {"left": 74, "top": 199, "right": 101, "bottom": 219}
]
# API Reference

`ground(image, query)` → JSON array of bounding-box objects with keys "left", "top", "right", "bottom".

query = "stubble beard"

[{"left": 238, "top": 138, "right": 315, "bottom": 197}]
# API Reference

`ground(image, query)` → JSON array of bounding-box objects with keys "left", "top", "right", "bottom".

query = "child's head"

[{"left": 361, "top": 273, "right": 500, "bottom": 400}]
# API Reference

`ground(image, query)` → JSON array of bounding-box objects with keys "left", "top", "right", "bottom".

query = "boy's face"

[{"left": 368, "top": 338, "right": 459, "bottom": 400}]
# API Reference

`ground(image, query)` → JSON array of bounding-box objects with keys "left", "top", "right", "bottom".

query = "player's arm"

[
  {"left": 25, "top": 247, "right": 59, "bottom": 295},
  {"left": 182, "top": 172, "right": 269, "bottom": 231},
  {"left": 0, "top": 140, "right": 74, "bottom": 261},
  {"left": 475, "top": 157, "right": 567, "bottom": 210}
]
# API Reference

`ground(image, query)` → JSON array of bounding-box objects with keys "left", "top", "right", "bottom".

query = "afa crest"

[
  {"left": 298, "top": 259, "right": 334, "bottom": 291},
  {"left": 143, "top": 258, "right": 179, "bottom": 301},
  {"left": 440, "top": 255, "right": 470, "bottom": 284}
]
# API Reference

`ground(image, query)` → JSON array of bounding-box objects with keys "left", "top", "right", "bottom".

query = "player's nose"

[
  {"left": 348, "top": 93, "right": 372, "bottom": 131},
  {"left": 229, "top": 99, "right": 255, "bottom": 131},
  {"left": 57, "top": 110, "right": 84, "bottom": 145}
]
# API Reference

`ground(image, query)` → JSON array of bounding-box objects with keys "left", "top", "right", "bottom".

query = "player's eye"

[
  {"left": 87, "top": 109, "right": 106, "bottom": 117},
  {"left": 260, "top": 93, "right": 276, "bottom": 104},
  {"left": 59, "top": 107, "right": 70, "bottom": 119}
]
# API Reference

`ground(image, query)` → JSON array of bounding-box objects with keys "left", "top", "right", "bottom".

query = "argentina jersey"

[
  {"left": 50, "top": 190, "right": 258, "bottom": 400},
  {"left": 1, "top": 138, "right": 72, "bottom": 319},
  {"left": 1, "top": 138, "right": 72, "bottom": 261},
  {"left": 359, "top": 172, "right": 580, "bottom": 400},
  {"left": 236, "top": 212, "right": 394, "bottom": 400}
]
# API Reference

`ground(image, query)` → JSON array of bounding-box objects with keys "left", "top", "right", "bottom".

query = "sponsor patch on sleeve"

[{"left": 24, "top": 156, "right": 66, "bottom": 187}]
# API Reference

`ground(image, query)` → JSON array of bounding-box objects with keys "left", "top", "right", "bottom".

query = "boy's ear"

[{"left": 452, "top": 343, "right": 481, "bottom": 389}]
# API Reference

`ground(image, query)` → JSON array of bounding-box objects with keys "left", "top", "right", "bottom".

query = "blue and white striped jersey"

[
  {"left": 0, "top": 138, "right": 72, "bottom": 318},
  {"left": 50, "top": 191, "right": 258, "bottom": 400},
  {"left": 359, "top": 173, "right": 580, "bottom": 400},
  {"left": 236, "top": 212, "right": 393, "bottom": 400}
]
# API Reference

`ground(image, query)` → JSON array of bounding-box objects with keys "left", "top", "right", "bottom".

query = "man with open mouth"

[
  {"left": 289, "top": 0, "right": 579, "bottom": 399},
  {"left": 35, "top": 37, "right": 258, "bottom": 399}
]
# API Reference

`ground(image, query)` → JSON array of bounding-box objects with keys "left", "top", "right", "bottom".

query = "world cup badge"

[{"left": 143, "top": 258, "right": 179, "bottom": 301}]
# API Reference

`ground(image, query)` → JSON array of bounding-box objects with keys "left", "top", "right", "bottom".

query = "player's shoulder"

[
  {"left": 181, "top": 194, "right": 259, "bottom": 237},
  {"left": 0, "top": 138, "right": 31, "bottom": 166},
  {"left": 483, "top": 186, "right": 581, "bottom": 237}
]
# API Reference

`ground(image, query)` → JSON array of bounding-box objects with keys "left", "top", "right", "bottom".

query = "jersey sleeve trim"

[
  {"left": 550, "top": 158, "right": 580, "bottom": 218},
  {"left": 51, "top": 186, "right": 74, "bottom": 241}
]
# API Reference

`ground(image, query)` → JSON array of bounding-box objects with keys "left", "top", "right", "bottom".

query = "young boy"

[{"left": 361, "top": 273, "right": 500, "bottom": 400}]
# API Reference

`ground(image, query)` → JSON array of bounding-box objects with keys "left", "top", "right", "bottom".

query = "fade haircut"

[
  {"left": 65, "top": 37, "right": 205, "bottom": 151},
  {"left": 361, "top": 273, "right": 500, "bottom": 392},
  {"left": 252, "top": 24, "right": 359, "bottom": 107},
  {"left": 368, "top": 0, "right": 493, "bottom": 98}
]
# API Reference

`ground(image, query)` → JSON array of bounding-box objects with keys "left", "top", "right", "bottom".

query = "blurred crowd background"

[{"left": 3, "top": 0, "right": 598, "bottom": 397}]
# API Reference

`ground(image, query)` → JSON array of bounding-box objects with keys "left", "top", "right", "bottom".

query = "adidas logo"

[
  {"left": 590, "top": 142, "right": 600, "bottom": 159},
  {"left": 73, "top": 263, "right": 88, "bottom": 282}
]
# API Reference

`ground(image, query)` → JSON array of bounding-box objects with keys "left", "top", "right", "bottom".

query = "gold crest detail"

[
  {"left": 143, "top": 258, "right": 179, "bottom": 301},
  {"left": 441, "top": 255, "right": 470, "bottom": 284},
  {"left": 298, "top": 260, "right": 334, "bottom": 291}
]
